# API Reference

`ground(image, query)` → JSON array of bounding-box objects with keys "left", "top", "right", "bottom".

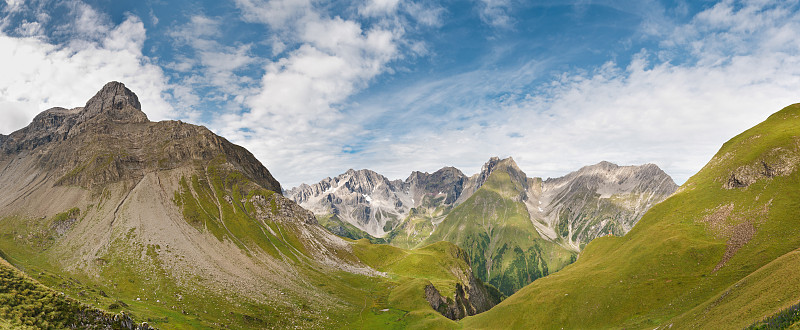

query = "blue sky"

[{"left": 1, "top": 0, "right": 800, "bottom": 188}]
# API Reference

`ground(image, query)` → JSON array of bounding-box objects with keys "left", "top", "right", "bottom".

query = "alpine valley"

[
  {"left": 0, "top": 82, "right": 798, "bottom": 330},
  {"left": 287, "top": 156, "right": 678, "bottom": 295}
]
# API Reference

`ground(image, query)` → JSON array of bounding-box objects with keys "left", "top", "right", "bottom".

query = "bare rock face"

[
  {"left": 0, "top": 81, "right": 281, "bottom": 193},
  {"left": 535, "top": 161, "right": 678, "bottom": 250},
  {"left": 79, "top": 81, "right": 147, "bottom": 124},
  {"left": 286, "top": 166, "right": 469, "bottom": 237},
  {"left": 722, "top": 149, "right": 799, "bottom": 189},
  {"left": 406, "top": 166, "right": 466, "bottom": 205},
  {"left": 422, "top": 245, "right": 502, "bottom": 320}
]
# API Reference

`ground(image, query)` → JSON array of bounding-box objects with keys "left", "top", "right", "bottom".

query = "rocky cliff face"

[
  {"left": 290, "top": 157, "right": 677, "bottom": 252},
  {"left": 421, "top": 243, "right": 503, "bottom": 320},
  {"left": 286, "top": 166, "right": 468, "bottom": 237},
  {"left": 534, "top": 161, "right": 679, "bottom": 250}
]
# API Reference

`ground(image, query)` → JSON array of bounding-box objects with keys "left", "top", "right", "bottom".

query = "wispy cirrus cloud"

[
  {"left": 331, "top": 0, "right": 800, "bottom": 185},
  {"left": 476, "top": 0, "right": 515, "bottom": 29},
  {"left": 209, "top": 0, "right": 434, "bottom": 185},
  {"left": 167, "top": 14, "right": 261, "bottom": 113}
]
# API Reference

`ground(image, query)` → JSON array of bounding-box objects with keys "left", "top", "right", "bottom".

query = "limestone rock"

[{"left": 286, "top": 166, "right": 468, "bottom": 237}]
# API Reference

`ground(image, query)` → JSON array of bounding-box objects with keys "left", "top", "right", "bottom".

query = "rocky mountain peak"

[
  {"left": 0, "top": 82, "right": 281, "bottom": 193},
  {"left": 481, "top": 156, "right": 502, "bottom": 173},
  {"left": 592, "top": 160, "right": 618, "bottom": 169},
  {"left": 474, "top": 157, "right": 501, "bottom": 188},
  {"left": 475, "top": 156, "right": 527, "bottom": 189},
  {"left": 81, "top": 81, "right": 147, "bottom": 123}
]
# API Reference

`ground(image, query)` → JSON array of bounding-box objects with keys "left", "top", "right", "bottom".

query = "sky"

[{"left": 1, "top": 0, "right": 799, "bottom": 188}]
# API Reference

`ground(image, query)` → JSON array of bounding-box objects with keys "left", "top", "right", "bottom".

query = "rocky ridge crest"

[{"left": 286, "top": 166, "right": 470, "bottom": 237}]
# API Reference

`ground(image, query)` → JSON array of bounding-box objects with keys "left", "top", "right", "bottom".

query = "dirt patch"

[
  {"left": 699, "top": 201, "right": 771, "bottom": 273},
  {"left": 699, "top": 204, "right": 735, "bottom": 236},
  {"left": 712, "top": 222, "right": 755, "bottom": 272}
]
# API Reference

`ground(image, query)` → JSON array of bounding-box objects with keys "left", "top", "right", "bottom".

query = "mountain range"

[
  {"left": 464, "top": 103, "right": 800, "bottom": 328},
  {"left": 1, "top": 82, "right": 799, "bottom": 329},
  {"left": 287, "top": 154, "right": 677, "bottom": 295},
  {"left": 287, "top": 157, "right": 677, "bottom": 251}
]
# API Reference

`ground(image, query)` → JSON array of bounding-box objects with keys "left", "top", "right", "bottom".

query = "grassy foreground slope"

[
  {"left": 463, "top": 103, "right": 800, "bottom": 329},
  {"left": 425, "top": 162, "right": 576, "bottom": 296},
  {"left": 0, "top": 254, "right": 146, "bottom": 329}
]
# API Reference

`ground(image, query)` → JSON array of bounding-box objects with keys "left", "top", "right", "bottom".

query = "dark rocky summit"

[{"left": 0, "top": 81, "right": 281, "bottom": 193}]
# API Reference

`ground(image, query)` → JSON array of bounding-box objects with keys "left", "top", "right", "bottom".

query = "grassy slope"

[
  {"left": 317, "top": 214, "right": 386, "bottom": 244},
  {"left": 0, "top": 253, "right": 134, "bottom": 329},
  {"left": 674, "top": 249, "right": 800, "bottom": 329},
  {"left": 0, "top": 161, "right": 476, "bottom": 329},
  {"left": 425, "top": 169, "right": 575, "bottom": 296},
  {"left": 385, "top": 194, "right": 453, "bottom": 250},
  {"left": 463, "top": 104, "right": 800, "bottom": 328},
  {"left": 346, "top": 240, "right": 481, "bottom": 330}
]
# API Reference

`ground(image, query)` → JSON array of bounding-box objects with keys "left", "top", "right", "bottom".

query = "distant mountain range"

[
  {"left": 287, "top": 158, "right": 676, "bottom": 249},
  {"left": 287, "top": 156, "right": 678, "bottom": 294}
]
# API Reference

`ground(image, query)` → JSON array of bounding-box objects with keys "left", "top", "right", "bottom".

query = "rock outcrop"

[
  {"left": 422, "top": 245, "right": 503, "bottom": 320},
  {"left": 73, "top": 310, "right": 154, "bottom": 330}
]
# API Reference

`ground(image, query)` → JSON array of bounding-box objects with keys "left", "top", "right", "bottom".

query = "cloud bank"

[{"left": 0, "top": 1, "right": 174, "bottom": 134}]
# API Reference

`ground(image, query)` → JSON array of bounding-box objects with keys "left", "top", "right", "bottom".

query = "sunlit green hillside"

[
  {"left": 464, "top": 104, "right": 800, "bottom": 329},
  {"left": 425, "top": 161, "right": 576, "bottom": 296}
]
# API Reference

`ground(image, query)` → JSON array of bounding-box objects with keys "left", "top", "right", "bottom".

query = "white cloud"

[
  {"left": 169, "top": 15, "right": 260, "bottom": 98},
  {"left": 15, "top": 20, "right": 42, "bottom": 36},
  {"left": 3, "top": 0, "right": 25, "bottom": 13},
  {"left": 403, "top": 1, "right": 445, "bottom": 27},
  {"left": 360, "top": 0, "right": 401, "bottom": 17},
  {"left": 149, "top": 8, "right": 159, "bottom": 26},
  {"left": 235, "top": 0, "right": 312, "bottom": 27},
  {"left": 217, "top": 0, "right": 404, "bottom": 186},
  {"left": 476, "top": 0, "right": 515, "bottom": 29},
  {"left": 317, "top": 0, "right": 800, "bottom": 185},
  {"left": 0, "top": 7, "right": 174, "bottom": 134}
]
